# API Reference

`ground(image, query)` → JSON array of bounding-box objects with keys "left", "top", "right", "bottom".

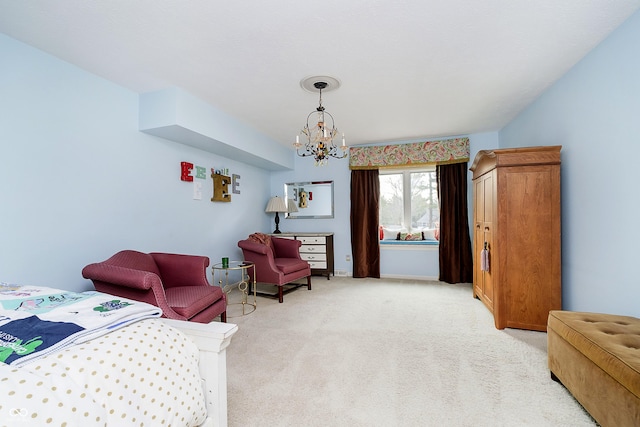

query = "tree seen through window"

[{"left": 380, "top": 169, "right": 439, "bottom": 232}]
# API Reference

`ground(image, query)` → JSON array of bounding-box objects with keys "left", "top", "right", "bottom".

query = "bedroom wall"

[
  {"left": 0, "top": 31, "right": 496, "bottom": 290},
  {"left": 0, "top": 34, "right": 283, "bottom": 292},
  {"left": 499, "top": 10, "right": 640, "bottom": 316}
]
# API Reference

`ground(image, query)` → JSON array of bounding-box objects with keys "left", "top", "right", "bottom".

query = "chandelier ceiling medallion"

[{"left": 293, "top": 76, "right": 347, "bottom": 166}]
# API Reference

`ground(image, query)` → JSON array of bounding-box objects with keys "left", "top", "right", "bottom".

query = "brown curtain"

[
  {"left": 437, "top": 162, "right": 473, "bottom": 283},
  {"left": 350, "top": 169, "right": 380, "bottom": 278}
]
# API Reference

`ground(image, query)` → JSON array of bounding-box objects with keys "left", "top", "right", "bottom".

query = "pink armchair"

[
  {"left": 82, "top": 250, "right": 226, "bottom": 323},
  {"left": 238, "top": 233, "right": 311, "bottom": 303}
]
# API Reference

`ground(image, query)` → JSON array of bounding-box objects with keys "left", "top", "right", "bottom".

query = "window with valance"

[{"left": 348, "top": 137, "right": 472, "bottom": 283}]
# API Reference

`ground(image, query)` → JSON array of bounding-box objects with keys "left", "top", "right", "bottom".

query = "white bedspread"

[
  {"left": 0, "top": 284, "right": 161, "bottom": 366},
  {"left": 1, "top": 318, "right": 207, "bottom": 426}
]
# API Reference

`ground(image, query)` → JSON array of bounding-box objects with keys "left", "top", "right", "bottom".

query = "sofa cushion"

[
  {"left": 548, "top": 310, "right": 640, "bottom": 398},
  {"left": 165, "top": 286, "right": 224, "bottom": 319},
  {"left": 274, "top": 258, "right": 309, "bottom": 275}
]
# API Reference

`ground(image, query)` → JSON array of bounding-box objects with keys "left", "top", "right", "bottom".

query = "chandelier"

[{"left": 293, "top": 79, "right": 347, "bottom": 166}]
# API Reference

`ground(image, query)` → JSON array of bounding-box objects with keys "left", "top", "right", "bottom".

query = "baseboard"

[{"left": 325, "top": 272, "right": 439, "bottom": 281}]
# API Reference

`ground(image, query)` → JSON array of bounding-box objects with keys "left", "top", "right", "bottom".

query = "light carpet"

[{"left": 225, "top": 277, "right": 595, "bottom": 427}]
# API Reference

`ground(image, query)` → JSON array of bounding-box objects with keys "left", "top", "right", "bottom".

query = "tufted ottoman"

[{"left": 548, "top": 310, "right": 640, "bottom": 427}]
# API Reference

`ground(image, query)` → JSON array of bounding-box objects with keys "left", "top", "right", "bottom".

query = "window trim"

[{"left": 379, "top": 165, "right": 439, "bottom": 245}]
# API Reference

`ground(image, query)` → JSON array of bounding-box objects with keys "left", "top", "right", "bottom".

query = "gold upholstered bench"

[{"left": 547, "top": 310, "right": 640, "bottom": 427}]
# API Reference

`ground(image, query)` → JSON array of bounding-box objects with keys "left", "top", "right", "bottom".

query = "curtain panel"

[
  {"left": 436, "top": 162, "right": 473, "bottom": 284},
  {"left": 349, "top": 137, "right": 469, "bottom": 170},
  {"left": 350, "top": 169, "right": 380, "bottom": 278}
]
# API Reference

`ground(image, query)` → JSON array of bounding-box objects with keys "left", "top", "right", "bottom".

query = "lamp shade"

[
  {"left": 265, "top": 196, "right": 287, "bottom": 213},
  {"left": 287, "top": 199, "right": 299, "bottom": 213}
]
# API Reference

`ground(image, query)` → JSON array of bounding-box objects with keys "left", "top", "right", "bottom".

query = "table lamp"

[
  {"left": 287, "top": 198, "right": 299, "bottom": 215},
  {"left": 265, "top": 196, "right": 287, "bottom": 234}
]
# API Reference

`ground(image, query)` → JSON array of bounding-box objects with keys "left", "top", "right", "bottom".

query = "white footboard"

[{"left": 161, "top": 319, "right": 238, "bottom": 427}]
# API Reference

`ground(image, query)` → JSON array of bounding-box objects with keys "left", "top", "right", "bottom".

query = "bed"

[{"left": 0, "top": 284, "right": 237, "bottom": 426}]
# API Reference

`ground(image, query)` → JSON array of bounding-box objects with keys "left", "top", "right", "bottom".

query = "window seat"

[{"left": 380, "top": 240, "right": 439, "bottom": 246}]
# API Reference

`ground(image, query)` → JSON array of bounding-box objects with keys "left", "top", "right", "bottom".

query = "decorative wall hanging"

[
  {"left": 211, "top": 171, "right": 231, "bottom": 202},
  {"left": 232, "top": 174, "right": 241, "bottom": 194},
  {"left": 181, "top": 162, "right": 194, "bottom": 181}
]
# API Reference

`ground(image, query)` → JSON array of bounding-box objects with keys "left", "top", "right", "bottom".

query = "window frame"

[{"left": 379, "top": 165, "right": 439, "bottom": 245}]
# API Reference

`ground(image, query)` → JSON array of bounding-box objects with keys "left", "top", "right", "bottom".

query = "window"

[{"left": 379, "top": 167, "right": 439, "bottom": 237}]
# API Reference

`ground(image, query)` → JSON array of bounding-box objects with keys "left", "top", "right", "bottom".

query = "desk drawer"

[
  {"left": 298, "top": 236, "right": 326, "bottom": 245},
  {"left": 300, "top": 244, "right": 326, "bottom": 253},
  {"left": 301, "top": 253, "right": 327, "bottom": 262},
  {"left": 307, "top": 261, "right": 327, "bottom": 269}
]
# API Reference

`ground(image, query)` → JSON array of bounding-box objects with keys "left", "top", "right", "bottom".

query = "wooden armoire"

[{"left": 470, "top": 146, "right": 562, "bottom": 331}]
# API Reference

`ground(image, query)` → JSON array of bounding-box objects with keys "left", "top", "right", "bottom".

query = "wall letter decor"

[
  {"left": 180, "top": 162, "right": 194, "bottom": 182},
  {"left": 232, "top": 174, "right": 241, "bottom": 194},
  {"left": 195, "top": 166, "right": 206, "bottom": 179}
]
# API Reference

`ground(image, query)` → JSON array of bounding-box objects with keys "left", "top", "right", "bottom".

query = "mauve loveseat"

[{"left": 82, "top": 250, "right": 226, "bottom": 323}]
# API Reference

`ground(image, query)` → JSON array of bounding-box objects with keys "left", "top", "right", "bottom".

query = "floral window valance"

[{"left": 349, "top": 137, "right": 469, "bottom": 170}]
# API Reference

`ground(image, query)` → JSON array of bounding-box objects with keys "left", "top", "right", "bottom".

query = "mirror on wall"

[{"left": 284, "top": 181, "right": 334, "bottom": 219}]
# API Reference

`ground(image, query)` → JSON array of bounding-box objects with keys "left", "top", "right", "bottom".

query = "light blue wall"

[
  {"left": 499, "top": 11, "right": 640, "bottom": 316},
  {"left": 0, "top": 34, "right": 277, "bottom": 291}
]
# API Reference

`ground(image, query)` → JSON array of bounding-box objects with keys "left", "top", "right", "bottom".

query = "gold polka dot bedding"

[{"left": 0, "top": 319, "right": 207, "bottom": 426}]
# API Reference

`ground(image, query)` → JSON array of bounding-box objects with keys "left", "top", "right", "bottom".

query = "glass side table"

[{"left": 212, "top": 260, "right": 256, "bottom": 317}]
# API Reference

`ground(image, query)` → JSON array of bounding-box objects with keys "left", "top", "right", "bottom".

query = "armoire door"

[
  {"left": 473, "top": 172, "right": 494, "bottom": 309},
  {"left": 473, "top": 177, "right": 484, "bottom": 299}
]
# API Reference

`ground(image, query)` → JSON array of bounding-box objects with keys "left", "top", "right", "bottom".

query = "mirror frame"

[{"left": 284, "top": 181, "right": 334, "bottom": 219}]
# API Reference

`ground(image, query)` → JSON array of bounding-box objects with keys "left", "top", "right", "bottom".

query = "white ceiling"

[{"left": 1, "top": 1, "right": 639, "bottom": 148}]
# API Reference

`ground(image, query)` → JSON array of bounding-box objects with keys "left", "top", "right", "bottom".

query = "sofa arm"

[
  {"left": 150, "top": 253, "right": 210, "bottom": 288},
  {"left": 82, "top": 263, "right": 162, "bottom": 290}
]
